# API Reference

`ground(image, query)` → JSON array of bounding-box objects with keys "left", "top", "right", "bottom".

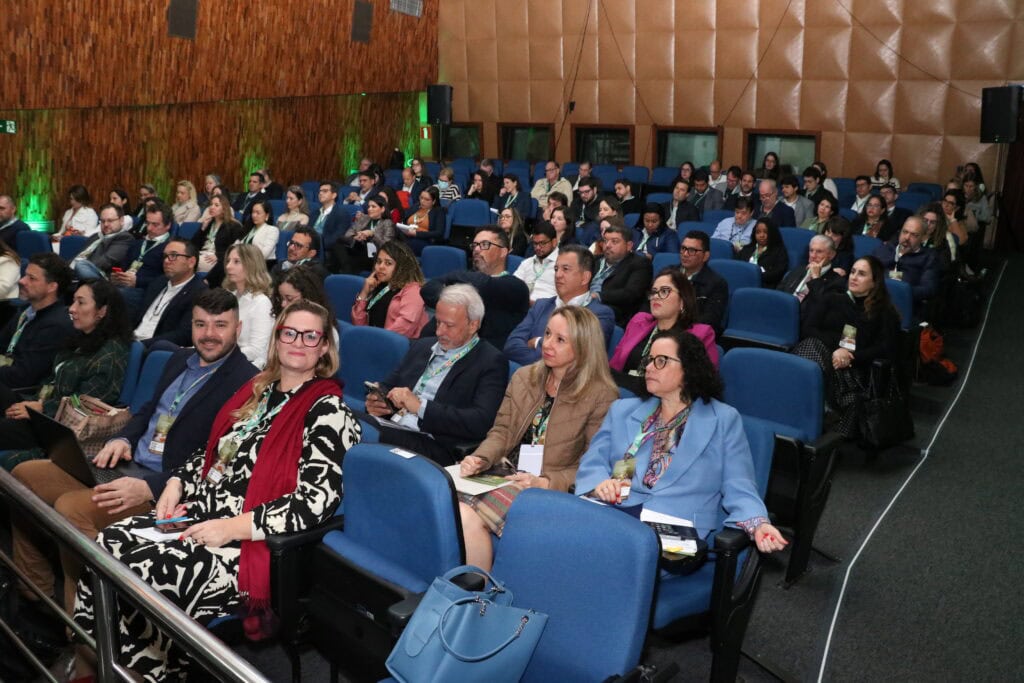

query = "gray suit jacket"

[{"left": 80, "top": 232, "right": 136, "bottom": 272}]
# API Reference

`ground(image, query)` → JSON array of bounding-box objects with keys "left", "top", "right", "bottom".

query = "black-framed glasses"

[
  {"left": 531, "top": 238, "right": 552, "bottom": 247},
  {"left": 162, "top": 252, "right": 189, "bottom": 261},
  {"left": 680, "top": 246, "right": 705, "bottom": 255},
  {"left": 647, "top": 286, "right": 678, "bottom": 300},
  {"left": 471, "top": 240, "right": 500, "bottom": 251},
  {"left": 276, "top": 326, "right": 325, "bottom": 347},
  {"left": 287, "top": 240, "right": 311, "bottom": 250},
  {"left": 640, "top": 354, "right": 683, "bottom": 370}
]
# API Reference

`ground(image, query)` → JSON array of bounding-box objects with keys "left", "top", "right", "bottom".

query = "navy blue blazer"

[
  {"left": 136, "top": 275, "right": 208, "bottom": 348},
  {"left": 596, "top": 253, "right": 654, "bottom": 328},
  {"left": 690, "top": 266, "right": 729, "bottom": 338},
  {"left": 121, "top": 237, "right": 169, "bottom": 291},
  {"left": 317, "top": 205, "right": 353, "bottom": 250},
  {"left": 633, "top": 226, "right": 680, "bottom": 257},
  {"left": 0, "top": 219, "right": 30, "bottom": 249},
  {"left": 116, "top": 347, "right": 258, "bottom": 498},
  {"left": 0, "top": 301, "right": 74, "bottom": 389},
  {"left": 403, "top": 206, "right": 446, "bottom": 245},
  {"left": 503, "top": 296, "right": 616, "bottom": 365},
  {"left": 380, "top": 336, "right": 508, "bottom": 449},
  {"left": 491, "top": 192, "right": 532, "bottom": 218},
  {"left": 760, "top": 202, "right": 796, "bottom": 228}
]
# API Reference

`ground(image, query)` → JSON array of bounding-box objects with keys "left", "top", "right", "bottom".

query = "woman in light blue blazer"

[{"left": 575, "top": 329, "right": 787, "bottom": 552}]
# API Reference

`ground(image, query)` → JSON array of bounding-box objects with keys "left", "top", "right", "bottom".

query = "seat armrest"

[
  {"left": 387, "top": 593, "right": 425, "bottom": 632},
  {"left": 713, "top": 527, "right": 751, "bottom": 554},
  {"left": 266, "top": 515, "right": 344, "bottom": 553},
  {"left": 452, "top": 442, "right": 481, "bottom": 459}
]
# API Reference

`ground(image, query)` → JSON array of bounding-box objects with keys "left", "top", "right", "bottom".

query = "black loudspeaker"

[
  {"left": 427, "top": 85, "right": 453, "bottom": 126},
  {"left": 167, "top": 0, "right": 197, "bottom": 40},
  {"left": 352, "top": 1, "right": 372, "bottom": 43},
  {"left": 980, "top": 86, "right": 1022, "bottom": 143}
]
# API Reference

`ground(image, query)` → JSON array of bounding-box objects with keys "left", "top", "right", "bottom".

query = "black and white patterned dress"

[{"left": 73, "top": 383, "right": 361, "bottom": 681}]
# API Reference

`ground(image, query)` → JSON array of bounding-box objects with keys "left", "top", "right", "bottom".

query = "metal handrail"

[{"left": 0, "top": 468, "right": 269, "bottom": 683}]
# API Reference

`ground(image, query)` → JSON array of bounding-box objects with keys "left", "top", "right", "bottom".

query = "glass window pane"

[
  {"left": 575, "top": 128, "right": 631, "bottom": 165},
  {"left": 445, "top": 125, "right": 480, "bottom": 159},
  {"left": 748, "top": 134, "right": 817, "bottom": 176},
  {"left": 658, "top": 131, "right": 718, "bottom": 168},
  {"left": 501, "top": 126, "right": 552, "bottom": 163}
]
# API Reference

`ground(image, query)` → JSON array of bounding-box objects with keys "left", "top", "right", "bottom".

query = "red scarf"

[{"left": 200, "top": 375, "right": 343, "bottom": 638}]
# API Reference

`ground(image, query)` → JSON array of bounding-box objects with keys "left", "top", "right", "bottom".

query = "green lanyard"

[
  {"left": 139, "top": 237, "right": 162, "bottom": 258},
  {"left": 622, "top": 406, "right": 662, "bottom": 462},
  {"left": 6, "top": 310, "right": 30, "bottom": 354},
  {"left": 414, "top": 337, "right": 480, "bottom": 394},
  {"left": 231, "top": 387, "right": 293, "bottom": 444},
  {"left": 168, "top": 371, "right": 212, "bottom": 416},
  {"left": 366, "top": 285, "right": 392, "bottom": 310}
]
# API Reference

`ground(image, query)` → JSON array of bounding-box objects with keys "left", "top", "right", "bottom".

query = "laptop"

[{"left": 27, "top": 408, "right": 148, "bottom": 487}]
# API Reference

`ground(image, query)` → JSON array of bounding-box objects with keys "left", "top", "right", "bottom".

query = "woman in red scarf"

[{"left": 71, "top": 301, "right": 361, "bottom": 681}]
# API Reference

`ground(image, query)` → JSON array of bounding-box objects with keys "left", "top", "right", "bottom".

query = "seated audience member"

[
  {"left": 111, "top": 203, "right": 174, "bottom": 315},
  {"left": 314, "top": 181, "right": 352, "bottom": 263},
  {"left": 540, "top": 191, "right": 570, "bottom": 225},
  {"left": 871, "top": 159, "right": 900, "bottom": 191},
  {"left": 478, "top": 159, "right": 503, "bottom": 198},
  {"left": 343, "top": 170, "right": 377, "bottom": 206},
  {"left": 70, "top": 301, "right": 360, "bottom": 682},
  {"left": 133, "top": 238, "right": 207, "bottom": 348},
  {"left": 680, "top": 230, "right": 729, "bottom": 337},
  {"left": 492, "top": 173, "right": 531, "bottom": 217},
  {"left": 459, "top": 306, "right": 619, "bottom": 569},
  {"left": 399, "top": 186, "right": 446, "bottom": 255},
  {"left": 352, "top": 241, "right": 429, "bottom": 339},
  {"left": 614, "top": 178, "right": 642, "bottom": 217},
  {"left": 610, "top": 267, "right": 718, "bottom": 396},
  {"left": 409, "top": 158, "right": 434, "bottom": 198},
  {"left": 634, "top": 203, "right": 680, "bottom": 258},
  {"left": 0, "top": 194, "right": 31, "bottom": 248},
  {"left": 270, "top": 227, "right": 328, "bottom": 282},
  {"left": 198, "top": 175, "right": 220, "bottom": 210},
  {"left": 919, "top": 204, "right": 955, "bottom": 272},
  {"left": 421, "top": 227, "right": 530, "bottom": 349},
  {"left": 737, "top": 217, "right": 789, "bottom": 288},
  {"left": 505, "top": 246, "right": 615, "bottom": 365},
  {"left": 496, "top": 207, "right": 528, "bottom": 257},
  {"left": 850, "top": 175, "right": 873, "bottom": 213},
  {"left": 379, "top": 185, "right": 405, "bottom": 224},
  {"left": 568, "top": 160, "right": 595, "bottom": 195},
  {"left": 941, "top": 189, "right": 973, "bottom": 248},
  {"left": 53, "top": 185, "right": 99, "bottom": 246},
  {"left": 196, "top": 182, "right": 227, "bottom": 224},
  {"left": 130, "top": 184, "right": 157, "bottom": 232},
  {"left": 878, "top": 184, "right": 912, "bottom": 233},
  {"left": 231, "top": 171, "right": 267, "bottom": 222},
  {"left": 576, "top": 329, "right": 787, "bottom": 552},
  {"left": 435, "top": 167, "right": 463, "bottom": 203},
  {"left": 756, "top": 151, "right": 781, "bottom": 181},
  {"left": 365, "top": 284, "right": 507, "bottom": 466},
  {"left": 128, "top": 195, "right": 165, "bottom": 239},
  {"left": 597, "top": 195, "right": 625, "bottom": 225},
  {"left": 664, "top": 178, "right": 700, "bottom": 230},
  {"left": 777, "top": 234, "right": 847, "bottom": 316},
  {"left": 108, "top": 188, "right": 134, "bottom": 231},
  {"left": 851, "top": 195, "right": 896, "bottom": 242},
  {"left": 530, "top": 161, "right": 574, "bottom": 211},
  {"left": 334, "top": 195, "right": 396, "bottom": 275},
  {"left": 70, "top": 203, "right": 135, "bottom": 281},
  {"left": 591, "top": 225, "right": 653, "bottom": 327},
  {"left": 712, "top": 196, "right": 758, "bottom": 252},
  {"left": 236, "top": 198, "right": 280, "bottom": 262},
  {"left": 780, "top": 174, "right": 814, "bottom": 228},
  {"left": 0, "top": 280, "right": 132, "bottom": 470},
  {"left": 802, "top": 166, "right": 834, "bottom": 207},
  {"left": 345, "top": 157, "right": 373, "bottom": 187},
  {"left": 678, "top": 161, "right": 695, "bottom": 183},
  {"left": 570, "top": 178, "right": 601, "bottom": 231},
  {"left": 545, "top": 205, "right": 578, "bottom": 250},
  {"left": 962, "top": 176, "right": 990, "bottom": 229},
  {"left": 723, "top": 165, "right": 743, "bottom": 198},
  {"left": 465, "top": 170, "right": 496, "bottom": 205},
  {"left": 259, "top": 168, "right": 285, "bottom": 200},
  {"left": 724, "top": 170, "right": 759, "bottom": 211},
  {"left": 822, "top": 218, "right": 855, "bottom": 275},
  {"left": 10, "top": 288, "right": 257, "bottom": 623},
  {"left": 802, "top": 194, "right": 838, "bottom": 233},
  {"left": 273, "top": 266, "right": 332, "bottom": 318},
  {"left": 513, "top": 222, "right": 559, "bottom": 303},
  {"left": 0, "top": 239, "right": 19, "bottom": 302},
  {"left": 277, "top": 186, "right": 311, "bottom": 231},
  {"left": 689, "top": 170, "right": 725, "bottom": 220},
  {"left": 794, "top": 255, "right": 901, "bottom": 437},
  {"left": 707, "top": 160, "right": 728, "bottom": 193},
  {"left": 812, "top": 161, "right": 840, "bottom": 202},
  {"left": 171, "top": 180, "right": 201, "bottom": 224},
  {"left": 0, "top": 254, "right": 73, "bottom": 390},
  {"left": 192, "top": 193, "right": 243, "bottom": 287},
  {"left": 757, "top": 179, "right": 796, "bottom": 227},
  {"left": 873, "top": 216, "right": 940, "bottom": 315},
  {"left": 224, "top": 244, "right": 274, "bottom": 368}
]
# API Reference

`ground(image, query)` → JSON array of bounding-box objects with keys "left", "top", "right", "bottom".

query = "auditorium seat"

[
  {"left": 779, "top": 227, "right": 813, "bottom": 270},
  {"left": 58, "top": 235, "right": 89, "bottom": 261},
  {"left": 652, "top": 252, "right": 680, "bottom": 272},
  {"left": 649, "top": 166, "right": 678, "bottom": 190},
  {"left": 117, "top": 341, "right": 146, "bottom": 407},
  {"left": 708, "top": 259, "right": 760, "bottom": 293},
  {"left": 15, "top": 231, "right": 50, "bottom": 260},
  {"left": 853, "top": 234, "right": 881, "bottom": 259},
  {"left": 176, "top": 221, "right": 201, "bottom": 241},
  {"left": 420, "top": 245, "right": 466, "bottom": 279},
  {"left": 906, "top": 182, "right": 943, "bottom": 201},
  {"left": 646, "top": 192, "right": 672, "bottom": 205},
  {"left": 621, "top": 165, "right": 650, "bottom": 185},
  {"left": 324, "top": 274, "right": 365, "bottom": 324},
  {"left": 709, "top": 238, "right": 734, "bottom": 261},
  {"left": 885, "top": 277, "right": 914, "bottom": 331},
  {"left": 129, "top": 350, "right": 174, "bottom": 413},
  {"left": 444, "top": 198, "right": 490, "bottom": 246},
  {"left": 337, "top": 325, "right": 410, "bottom": 413},
  {"left": 703, "top": 209, "right": 733, "bottom": 225},
  {"left": 722, "top": 289, "right": 800, "bottom": 350}
]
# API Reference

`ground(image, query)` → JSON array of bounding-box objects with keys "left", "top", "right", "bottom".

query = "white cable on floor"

[{"left": 816, "top": 261, "right": 1007, "bottom": 683}]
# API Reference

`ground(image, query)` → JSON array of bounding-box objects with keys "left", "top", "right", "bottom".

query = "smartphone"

[
  {"left": 111, "top": 267, "right": 123, "bottom": 273},
  {"left": 364, "top": 382, "right": 398, "bottom": 412},
  {"left": 153, "top": 518, "right": 194, "bottom": 533}
]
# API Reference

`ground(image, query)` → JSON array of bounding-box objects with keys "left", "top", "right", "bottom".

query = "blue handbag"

[{"left": 385, "top": 565, "right": 548, "bottom": 683}]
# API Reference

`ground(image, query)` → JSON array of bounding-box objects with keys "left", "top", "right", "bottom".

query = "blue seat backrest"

[
  {"left": 130, "top": 350, "right": 173, "bottom": 414},
  {"left": 592, "top": 165, "right": 619, "bottom": 191},
  {"left": 703, "top": 209, "right": 733, "bottom": 225},
  {"left": 424, "top": 162, "right": 442, "bottom": 179},
  {"left": 652, "top": 252, "right": 680, "bottom": 273},
  {"left": 300, "top": 181, "right": 321, "bottom": 200},
  {"left": 709, "top": 238, "right": 734, "bottom": 261},
  {"left": 724, "top": 289, "right": 800, "bottom": 348},
  {"left": 609, "top": 325, "right": 625, "bottom": 355},
  {"left": 506, "top": 254, "right": 524, "bottom": 272},
  {"left": 561, "top": 161, "right": 580, "bottom": 178},
  {"left": 276, "top": 230, "right": 294, "bottom": 263},
  {"left": 420, "top": 245, "right": 467, "bottom": 279},
  {"left": 906, "top": 182, "right": 943, "bottom": 201},
  {"left": 532, "top": 161, "right": 547, "bottom": 184},
  {"left": 177, "top": 221, "right": 202, "bottom": 241},
  {"left": 267, "top": 200, "right": 287, "bottom": 220},
  {"left": 832, "top": 177, "right": 856, "bottom": 207},
  {"left": 741, "top": 415, "right": 778, "bottom": 498},
  {"left": 324, "top": 274, "right": 366, "bottom": 324},
  {"left": 646, "top": 192, "right": 672, "bottom": 205},
  {"left": 839, "top": 207, "right": 858, "bottom": 222},
  {"left": 337, "top": 326, "right": 410, "bottom": 404},
  {"left": 622, "top": 165, "right": 650, "bottom": 184},
  {"left": 780, "top": 227, "right": 814, "bottom": 270},
  {"left": 624, "top": 213, "right": 640, "bottom": 230},
  {"left": 384, "top": 168, "right": 404, "bottom": 189},
  {"left": 709, "top": 258, "right": 761, "bottom": 293},
  {"left": 650, "top": 167, "right": 678, "bottom": 187},
  {"left": 885, "top": 277, "right": 913, "bottom": 330},
  {"left": 493, "top": 490, "right": 658, "bottom": 683},
  {"left": 853, "top": 234, "right": 881, "bottom": 259},
  {"left": 117, "top": 341, "right": 146, "bottom": 406},
  {"left": 58, "top": 235, "right": 90, "bottom": 261},
  {"left": 15, "top": 231, "right": 50, "bottom": 260},
  {"left": 895, "top": 192, "right": 931, "bottom": 213},
  {"left": 721, "top": 347, "right": 822, "bottom": 442}
]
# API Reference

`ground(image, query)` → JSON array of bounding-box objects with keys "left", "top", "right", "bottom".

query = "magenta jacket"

[{"left": 609, "top": 312, "right": 719, "bottom": 371}]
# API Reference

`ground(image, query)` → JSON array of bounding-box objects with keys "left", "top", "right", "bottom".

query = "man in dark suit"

[
  {"left": 874, "top": 216, "right": 940, "bottom": 317},
  {"left": 133, "top": 238, "right": 208, "bottom": 348},
  {"left": 505, "top": 245, "right": 616, "bottom": 365},
  {"left": 9, "top": 288, "right": 258, "bottom": 613},
  {"left": 879, "top": 184, "right": 913, "bottom": 232},
  {"left": 0, "top": 253, "right": 73, "bottom": 390},
  {"left": 680, "top": 230, "right": 729, "bottom": 337},
  {"left": 757, "top": 179, "right": 797, "bottom": 227},
  {"left": 0, "top": 194, "right": 30, "bottom": 249},
  {"left": 69, "top": 203, "right": 135, "bottom": 280},
  {"left": 613, "top": 178, "right": 642, "bottom": 217},
  {"left": 259, "top": 168, "right": 285, "bottom": 200},
  {"left": 270, "top": 227, "right": 329, "bottom": 282},
  {"left": 592, "top": 225, "right": 653, "bottom": 327},
  {"left": 130, "top": 184, "right": 157, "bottom": 232},
  {"left": 724, "top": 171, "right": 759, "bottom": 211},
  {"left": 232, "top": 172, "right": 268, "bottom": 222},
  {"left": 478, "top": 159, "right": 503, "bottom": 198},
  {"left": 802, "top": 166, "right": 835, "bottom": 207},
  {"left": 689, "top": 170, "right": 725, "bottom": 220},
  {"left": 777, "top": 234, "right": 847, "bottom": 317},
  {"left": 570, "top": 178, "right": 602, "bottom": 231},
  {"left": 111, "top": 203, "right": 173, "bottom": 315},
  {"left": 664, "top": 178, "right": 700, "bottom": 230},
  {"left": 365, "top": 284, "right": 508, "bottom": 466},
  {"left": 313, "top": 181, "right": 353, "bottom": 272}
]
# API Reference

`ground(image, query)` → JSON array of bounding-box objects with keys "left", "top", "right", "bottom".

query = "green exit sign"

[{"left": 1, "top": 120, "right": 15, "bottom": 134}]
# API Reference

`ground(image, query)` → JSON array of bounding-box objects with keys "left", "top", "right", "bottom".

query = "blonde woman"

[
  {"left": 458, "top": 305, "right": 619, "bottom": 570},
  {"left": 277, "top": 185, "right": 311, "bottom": 231},
  {"left": 223, "top": 244, "right": 274, "bottom": 368},
  {"left": 172, "top": 181, "right": 201, "bottom": 224}
]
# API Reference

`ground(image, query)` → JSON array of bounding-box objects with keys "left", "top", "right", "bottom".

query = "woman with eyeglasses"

[
  {"left": 352, "top": 241, "right": 429, "bottom": 339},
  {"left": 940, "top": 189, "right": 972, "bottom": 248},
  {"left": 851, "top": 195, "right": 895, "bottom": 242},
  {"left": 70, "top": 300, "right": 361, "bottom": 682},
  {"left": 609, "top": 267, "right": 718, "bottom": 397},
  {"left": 577, "top": 328, "right": 786, "bottom": 552},
  {"left": 400, "top": 186, "right": 446, "bottom": 255},
  {"left": 870, "top": 159, "right": 900, "bottom": 191},
  {"left": 918, "top": 203, "right": 955, "bottom": 271},
  {"left": 496, "top": 206, "right": 528, "bottom": 256},
  {"left": 224, "top": 244, "right": 274, "bottom": 369},
  {"left": 458, "top": 306, "right": 618, "bottom": 570}
]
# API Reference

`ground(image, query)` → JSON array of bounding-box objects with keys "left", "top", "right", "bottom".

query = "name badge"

[
  {"left": 206, "top": 439, "right": 240, "bottom": 485},
  {"left": 366, "top": 242, "right": 378, "bottom": 259},
  {"left": 839, "top": 324, "right": 857, "bottom": 352},
  {"left": 148, "top": 414, "right": 175, "bottom": 455},
  {"left": 38, "top": 384, "right": 55, "bottom": 402},
  {"left": 517, "top": 445, "right": 544, "bottom": 476},
  {"left": 0, "top": 356, "right": 12, "bottom": 367},
  {"left": 129, "top": 259, "right": 143, "bottom": 273},
  {"left": 889, "top": 270, "right": 902, "bottom": 281}
]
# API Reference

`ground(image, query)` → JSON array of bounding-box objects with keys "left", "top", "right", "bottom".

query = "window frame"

[
  {"left": 498, "top": 122, "right": 556, "bottom": 163},
  {"left": 652, "top": 125, "right": 723, "bottom": 168},
  {"left": 743, "top": 128, "right": 822, "bottom": 175},
  {"left": 571, "top": 124, "right": 635, "bottom": 166},
  {"left": 439, "top": 122, "right": 484, "bottom": 161}
]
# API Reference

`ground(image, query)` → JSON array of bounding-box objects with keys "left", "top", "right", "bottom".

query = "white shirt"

[
  {"left": 0, "top": 255, "right": 20, "bottom": 299},
  {"left": 133, "top": 277, "right": 192, "bottom": 341},
  {"left": 235, "top": 290, "right": 274, "bottom": 369},
  {"left": 708, "top": 174, "right": 728, "bottom": 193},
  {"left": 238, "top": 223, "right": 280, "bottom": 260},
  {"left": 61, "top": 207, "right": 99, "bottom": 237},
  {"left": 513, "top": 248, "right": 559, "bottom": 302},
  {"left": 851, "top": 195, "right": 870, "bottom": 213}
]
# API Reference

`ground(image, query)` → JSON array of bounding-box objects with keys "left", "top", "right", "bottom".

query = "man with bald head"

[
  {"left": 777, "top": 234, "right": 847, "bottom": 316},
  {"left": 0, "top": 195, "right": 30, "bottom": 248},
  {"left": 873, "top": 216, "right": 940, "bottom": 316}
]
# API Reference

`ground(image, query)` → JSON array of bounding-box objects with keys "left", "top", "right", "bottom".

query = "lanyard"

[
  {"left": 366, "top": 284, "right": 392, "bottom": 310},
  {"left": 139, "top": 238, "right": 161, "bottom": 258},
  {"left": 415, "top": 337, "right": 480, "bottom": 394},
  {"left": 622, "top": 406, "right": 662, "bottom": 462},
  {"left": 640, "top": 325, "right": 660, "bottom": 360},
  {"left": 532, "top": 257, "right": 548, "bottom": 278},
  {"left": 231, "top": 386, "right": 294, "bottom": 445},
  {"left": 729, "top": 222, "right": 746, "bottom": 241},
  {"left": 6, "top": 310, "right": 30, "bottom": 354},
  {"left": 168, "top": 370, "right": 212, "bottom": 415},
  {"left": 749, "top": 246, "right": 764, "bottom": 264},
  {"left": 505, "top": 193, "right": 517, "bottom": 208}
]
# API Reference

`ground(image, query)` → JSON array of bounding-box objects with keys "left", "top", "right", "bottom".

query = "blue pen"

[{"left": 155, "top": 516, "right": 194, "bottom": 525}]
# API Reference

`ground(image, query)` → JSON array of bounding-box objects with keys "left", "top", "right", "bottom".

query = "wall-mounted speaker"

[
  {"left": 352, "top": 1, "right": 373, "bottom": 43},
  {"left": 980, "top": 86, "right": 1021, "bottom": 143},
  {"left": 427, "top": 85, "right": 453, "bottom": 126},
  {"left": 167, "top": 0, "right": 198, "bottom": 40}
]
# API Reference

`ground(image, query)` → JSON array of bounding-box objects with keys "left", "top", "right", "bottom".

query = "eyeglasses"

[
  {"left": 163, "top": 252, "right": 189, "bottom": 261},
  {"left": 276, "top": 326, "right": 325, "bottom": 347},
  {"left": 531, "top": 238, "right": 552, "bottom": 247},
  {"left": 679, "top": 246, "right": 705, "bottom": 255},
  {"left": 545, "top": 167, "right": 557, "bottom": 173},
  {"left": 647, "top": 286, "right": 678, "bottom": 300},
  {"left": 471, "top": 240, "right": 501, "bottom": 251},
  {"left": 640, "top": 354, "right": 683, "bottom": 370},
  {"left": 287, "top": 240, "right": 311, "bottom": 250}
]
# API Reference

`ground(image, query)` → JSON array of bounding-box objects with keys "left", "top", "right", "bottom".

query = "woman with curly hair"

[
  {"left": 352, "top": 240, "right": 429, "bottom": 339},
  {"left": 736, "top": 217, "right": 789, "bottom": 288}
]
